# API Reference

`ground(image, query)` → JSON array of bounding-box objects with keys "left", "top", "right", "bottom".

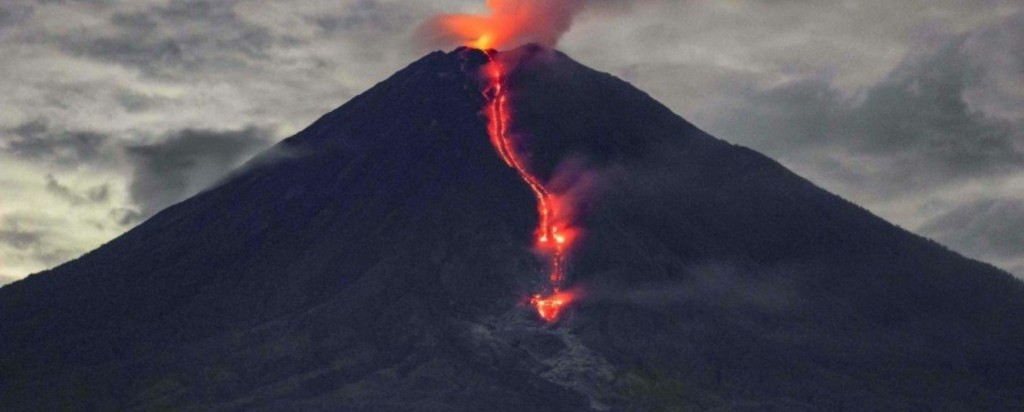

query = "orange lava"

[
  {"left": 480, "top": 50, "right": 578, "bottom": 322},
  {"left": 530, "top": 290, "right": 577, "bottom": 323},
  {"left": 436, "top": 2, "right": 584, "bottom": 322}
]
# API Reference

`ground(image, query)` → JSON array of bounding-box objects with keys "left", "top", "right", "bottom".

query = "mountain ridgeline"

[{"left": 2, "top": 46, "right": 1023, "bottom": 411}]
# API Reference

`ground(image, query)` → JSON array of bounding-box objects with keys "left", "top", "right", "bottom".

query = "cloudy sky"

[{"left": 0, "top": 0, "right": 1021, "bottom": 285}]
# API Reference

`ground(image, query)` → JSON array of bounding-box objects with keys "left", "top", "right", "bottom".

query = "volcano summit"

[{"left": 2, "top": 46, "right": 1024, "bottom": 411}]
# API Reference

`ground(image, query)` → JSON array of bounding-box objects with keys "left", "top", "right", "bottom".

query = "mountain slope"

[{"left": 2, "top": 46, "right": 1023, "bottom": 411}]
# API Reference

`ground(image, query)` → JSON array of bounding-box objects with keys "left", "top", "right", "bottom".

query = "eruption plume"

[
  {"left": 422, "top": 0, "right": 580, "bottom": 50},
  {"left": 421, "top": 0, "right": 646, "bottom": 50}
]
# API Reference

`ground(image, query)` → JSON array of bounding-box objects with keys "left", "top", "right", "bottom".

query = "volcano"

[{"left": 2, "top": 46, "right": 1024, "bottom": 411}]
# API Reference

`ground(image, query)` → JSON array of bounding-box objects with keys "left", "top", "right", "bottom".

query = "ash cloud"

[{"left": 419, "top": 0, "right": 656, "bottom": 50}]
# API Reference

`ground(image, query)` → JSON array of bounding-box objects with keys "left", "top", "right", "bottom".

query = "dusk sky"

[{"left": 1, "top": 0, "right": 1022, "bottom": 285}]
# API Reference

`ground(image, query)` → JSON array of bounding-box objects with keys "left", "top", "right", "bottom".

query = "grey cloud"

[
  {"left": 708, "top": 25, "right": 1024, "bottom": 196},
  {"left": 0, "top": 227, "right": 43, "bottom": 251},
  {"left": 45, "top": 174, "right": 110, "bottom": 205},
  {"left": 0, "top": 215, "right": 77, "bottom": 268},
  {"left": 37, "top": 0, "right": 113, "bottom": 5},
  {"left": 717, "top": 78, "right": 852, "bottom": 154},
  {"left": 114, "top": 90, "right": 169, "bottom": 113},
  {"left": 960, "top": 12, "right": 1024, "bottom": 122},
  {"left": 59, "top": 0, "right": 274, "bottom": 77},
  {"left": 2, "top": 120, "right": 113, "bottom": 166},
  {"left": 126, "top": 126, "right": 273, "bottom": 219},
  {"left": 109, "top": 208, "right": 143, "bottom": 227},
  {"left": 0, "top": 4, "right": 32, "bottom": 31},
  {"left": 313, "top": 0, "right": 416, "bottom": 36},
  {"left": 302, "top": 0, "right": 431, "bottom": 68},
  {"left": 921, "top": 198, "right": 1024, "bottom": 262},
  {"left": 851, "top": 36, "right": 1022, "bottom": 174},
  {"left": 1012, "top": 264, "right": 1024, "bottom": 278}
]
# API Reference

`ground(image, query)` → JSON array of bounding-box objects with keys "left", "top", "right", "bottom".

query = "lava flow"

[
  {"left": 480, "top": 51, "right": 578, "bottom": 322},
  {"left": 426, "top": 0, "right": 587, "bottom": 322}
]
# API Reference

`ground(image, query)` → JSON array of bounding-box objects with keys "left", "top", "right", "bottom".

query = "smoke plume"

[{"left": 419, "top": 0, "right": 649, "bottom": 50}]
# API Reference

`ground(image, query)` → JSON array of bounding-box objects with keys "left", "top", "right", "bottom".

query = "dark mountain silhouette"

[{"left": 2, "top": 45, "right": 1023, "bottom": 411}]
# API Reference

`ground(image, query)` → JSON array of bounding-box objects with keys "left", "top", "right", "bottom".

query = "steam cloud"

[{"left": 419, "top": 0, "right": 651, "bottom": 50}]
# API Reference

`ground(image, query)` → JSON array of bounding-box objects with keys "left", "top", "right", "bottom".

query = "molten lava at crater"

[{"left": 423, "top": 0, "right": 585, "bottom": 51}]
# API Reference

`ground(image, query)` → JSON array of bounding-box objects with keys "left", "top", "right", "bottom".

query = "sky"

[{"left": 0, "top": 0, "right": 1022, "bottom": 285}]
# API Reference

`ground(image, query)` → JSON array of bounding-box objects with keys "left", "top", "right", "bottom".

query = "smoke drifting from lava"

[
  {"left": 419, "top": 0, "right": 653, "bottom": 50},
  {"left": 585, "top": 263, "right": 798, "bottom": 313},
  {"left": 544, "top": 156, "right": 607, "bottom": 242}
]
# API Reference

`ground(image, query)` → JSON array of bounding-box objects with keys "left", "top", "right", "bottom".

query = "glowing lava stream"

[{"left": 480, "top": 50, "right": 576, "bottom": 322}]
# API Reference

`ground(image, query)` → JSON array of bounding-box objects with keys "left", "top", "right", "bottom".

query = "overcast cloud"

[{"left": 0, "top": 0, "right": 1021, "bottom": 284}]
